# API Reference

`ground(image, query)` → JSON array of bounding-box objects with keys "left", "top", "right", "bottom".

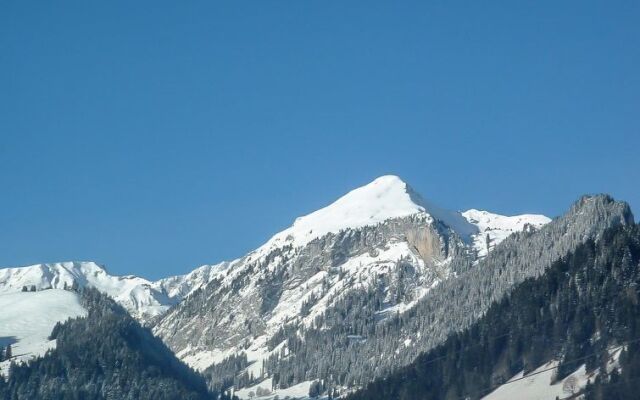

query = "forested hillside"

[
  {"left": 256, "top": 195, "right": 630, "bottom": 394},
  {"left": 0, "top": 288, "right": 235, "bottom": 400},
  {"left": 348, "top": 224, "right": 640, "bottom": 400}
]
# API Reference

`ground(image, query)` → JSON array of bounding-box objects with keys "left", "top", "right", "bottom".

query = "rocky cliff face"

[
  {"left": 0, "top": 175, "right": 557, "bottom": 396},
  {"left": 154, "top": 212, "right": 465, "bottom": 372},
  {"left": 255, "top": 194, "right": 633, "bottom": 393},
  {"left": 151, "top": 176, "right": 552, "bottom": 394}
]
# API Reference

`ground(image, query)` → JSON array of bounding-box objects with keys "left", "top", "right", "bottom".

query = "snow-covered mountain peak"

[
  {"left": 462, "top": 209, "right": 552, "bottom": 258},
  {"left": 462, "top": 209, "right": 551, "bottom": 230},
  {"left": 0, "top": 261, "right": 176, "bottom": 322},
  {"left": 0, "top": 261, "right": 103, "bottom": 293},
  {"left": 265, "top": 175, "right": 476, "bottom": 249}
]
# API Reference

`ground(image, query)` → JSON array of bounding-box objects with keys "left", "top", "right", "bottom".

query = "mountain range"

[{"left": 0, "top": 175, "right": 635, "bottom": 400}]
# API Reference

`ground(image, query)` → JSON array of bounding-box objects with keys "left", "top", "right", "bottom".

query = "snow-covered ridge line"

[
  {"left": 0, "top": 262, "right": 175, "bottom": 322},
  {"left": 153, "top": 263, "right": 225, "bottom": 300},
  {"left": 262, "top": 175, "right": 478, "bottom": 250},
  {"left": 0, "top": 176, "right": 551, "bottom": 329},
  {"left": 154, "top": 176, "right": 552, "bottom": 381},
  {"left": 462, "top": 209, "right": 552, "bottom": 258},
  {"left": 0, "top": 259, "right": 235, "bottom": 323},
  {"left": 260, "top": 175, "right": 550, "bottom": 257}
]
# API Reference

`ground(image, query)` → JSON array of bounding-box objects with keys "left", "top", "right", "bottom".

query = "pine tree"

[{"left": 308, "top": 380, "right": 321, "bottom": 398}]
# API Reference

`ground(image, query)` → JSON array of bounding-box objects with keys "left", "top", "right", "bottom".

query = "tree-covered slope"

[
  {"left": 258, "top": 195, "right": 631, "bottom": 393},
  {"left": 348, "top": 224, "right": 640, "bottom": 400},
  {"left": 0, "top": 288, "right": 233, "bottom": 400}
]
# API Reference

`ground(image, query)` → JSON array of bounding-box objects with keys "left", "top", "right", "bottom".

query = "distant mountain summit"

[
  {"left": 0, "top": 260, "right": 231, "bottom": 325},
  {"left": 8, "top": 176, "right": 625, "bottom": 400},
  {"left": 254, "top": 175, "right": 546, "bottom": 257},
  {"left": 0, "top": 261, "right": 176, "bottom": 322},
  {"left": 149, "top": 176, "right": 554, "bottom": 393},
  {"left": 264, "top": 175, "right": 480, "bottom": 249}
]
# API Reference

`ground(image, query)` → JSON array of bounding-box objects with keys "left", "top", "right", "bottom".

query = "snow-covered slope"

[
  {"left": 259, "top": 174, "right": 546, "bottom": 257},
  {"left": 265, "top": 175, "right": 430, "bottom": 248},
  {"left": 462, "top": 209, "right": 552, "bottom": 258},
  {"left": 154, "top": 175, "right": 552, "bottom": 393},
  {"left": 0, "top": 289, "right": 86, "bottom": 376},
  {"left": 264, "top": 175, "right": 477, "bottom": 250},
  {"left": 482, "top": 347, "right": 622, "bottom": 400},
  {"left": 155, "top": 176, "right": 468, "bottom": 371},
  {"left": 0, "top": 262, "right": 180, "bottom": 322},
  {"left": 153, "top": 263, "right": 223, "bottom": 300},
  {"left": 0, "top": 261, "right": 222, "bottom": 375},
  {"left": 0, "top": 175, "right": 555, "bottom": 393}
]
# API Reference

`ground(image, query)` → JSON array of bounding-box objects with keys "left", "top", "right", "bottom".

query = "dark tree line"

[
  {"left": 0, "top": 345, "right": 12, "bottom": 362},
  {"left": 0, "top": 288, "right": 237, "bottom": 400},
  {"left": 348, "top": 224, "right": 640, "bottom": 400}
]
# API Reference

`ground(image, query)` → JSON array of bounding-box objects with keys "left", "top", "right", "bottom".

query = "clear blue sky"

[{"left": 1, "top": 1, "right": 638, "bottom": 279}]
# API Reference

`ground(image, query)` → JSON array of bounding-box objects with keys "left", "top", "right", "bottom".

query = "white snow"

[
  {"left": 153, "top": 262, "right": 224, "bottom": 300},
  {"left": 0, "top": 261, "right": 226, "bottom": 323},
  {"left": 0, "top": 290, "right": 86, "bottom": 376},
  {"left": 0, "top": 261, "right": 174, "bottom": 321},
  {"left": 234, "top": 378, "right": 314, "bottom": 399},
  {"left": 0, "top": 175, "right": 554, "bottom": 394},
  {"left": 264, "top": 175, "right": 476, "bottom": 249},
  {"left": 165, "top": 176, "right": 552, "bottom": 379},
  {"left": 179, "top": 346, "right": 238, "bottom": 372},
  {"left": 462, "top": 209, "right": 551, "bottom": 258},
  {"left": 482, "top": 347, "right": 622, "bottom": 400}
]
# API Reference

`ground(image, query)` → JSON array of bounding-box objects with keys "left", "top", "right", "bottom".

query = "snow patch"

[
  {"left": 462, "top": 209, "right": 551, "bottom": 258},
  {"left": 153, "top": 262, "right": 224, "bottom": 300},
  {"left": 235, "top": 378, "right": 315, "bottom": 399},
  {"left": 0, "top": 290, "right": 86, "bottom": 376},
  {"left": 482, "top": 347, "right": 622, "bottom": 400}
]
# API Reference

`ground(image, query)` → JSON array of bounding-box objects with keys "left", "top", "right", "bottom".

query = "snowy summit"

[{"left": 265, "top": 175, "right": 475, "bottom": 248}]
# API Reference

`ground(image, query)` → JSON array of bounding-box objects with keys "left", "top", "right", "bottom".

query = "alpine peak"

[{"left": 265, "top": 175, "right": 434, "bottom": 248}]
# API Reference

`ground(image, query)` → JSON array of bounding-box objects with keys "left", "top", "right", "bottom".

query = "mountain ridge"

[
  {"left": 1, "top": 176, "right": 549, "bottom": 319},
  {"left": 0, "top": 175, "right": 564, "bottom": 398}
]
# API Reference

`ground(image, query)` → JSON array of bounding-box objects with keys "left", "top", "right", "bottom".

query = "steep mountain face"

[
  {"left": 347, "top": 223, "right": 640, "bottom": 400},
  {"left": 151, "top": 176, "right": 552, "bottom": 394},
  {"left": 254, "top": 195, "right": 632, "bottom": 397},
  {"left": 1, "top": 176, "right": 633, "bottom": 399}
]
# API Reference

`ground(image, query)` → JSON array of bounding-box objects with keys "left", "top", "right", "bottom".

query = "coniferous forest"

[
  {"left": 0, "top": 288, "right": 237, "bottom": 400},
  {"left": 348, "top": 224, "right": 640, "bottom": 400}
]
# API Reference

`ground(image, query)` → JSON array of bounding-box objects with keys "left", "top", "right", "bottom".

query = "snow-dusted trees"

[
  {"left": 0, "top": 289, "right": 237, "bottom": 400},
  {"left": 165, "top": 195, "right": 631, "bottom": 398},
  {"left": 261, "top": 195, "right": 632, "bottom": 393},
  {"left": 348, "top": 223, "right": 640, "bottom": 400},
  {"left": 0, "top": 344, "right": 12, "bottom": 361},
  {"left": 308, "top": 380, "right": 322, "bottom": 398}
]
